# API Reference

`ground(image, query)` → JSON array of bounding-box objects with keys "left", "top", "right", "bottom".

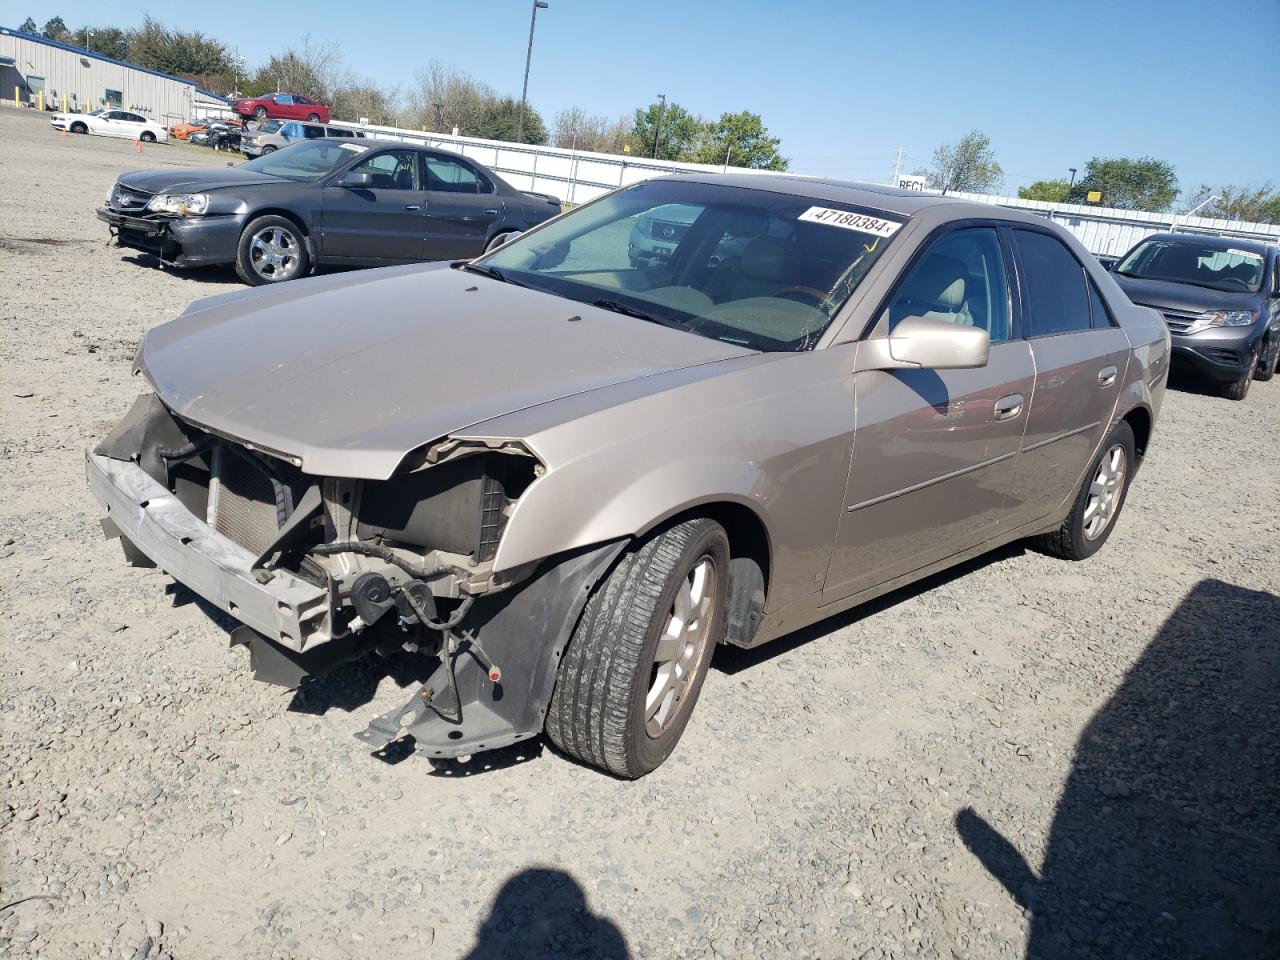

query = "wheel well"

[
  {"left": 1122, "top": 406, "right": 1152, "bottom": 460},
  {"left": 244, "top": 209, "right": 313, "bottom": 253},
  {"left": 668, "top": 502, "right": 772, "bottom": 647}
]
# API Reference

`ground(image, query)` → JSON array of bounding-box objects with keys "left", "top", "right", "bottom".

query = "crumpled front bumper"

[
  {"left": 85, "top": 451, "right": 333, "bottom": 651},
  {"left": 96, "top": 207, "right": 243, "bottom": 267}
]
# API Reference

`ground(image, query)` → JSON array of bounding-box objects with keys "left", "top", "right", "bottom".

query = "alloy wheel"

[
  {"left": 248, "top": 226, "right": 302, "bottom": 282},
  {"left": 645, "top": 556, "right": 716, "bottom": 738},
  {"left": 1083, "top": 444, "right": 1127, "bottom": 540}
]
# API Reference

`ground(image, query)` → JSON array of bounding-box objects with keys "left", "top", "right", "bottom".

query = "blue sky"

[{"left": 10, "top": 0, "right": 1279, "bottom": 199}]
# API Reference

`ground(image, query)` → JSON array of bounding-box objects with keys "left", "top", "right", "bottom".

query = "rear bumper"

[
  {"left": 96, "top": 207, "right": 243, "bottom": 267},
  {"left": 85, "top": 451, "right": 334, "bottom": 651},
  {"left": 1170, "top": 328, "right": 1260, "bottom": 380}
]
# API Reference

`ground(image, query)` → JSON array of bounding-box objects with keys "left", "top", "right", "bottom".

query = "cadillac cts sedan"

[{"left": 86, "top": 175, "right": 1169, "bottom": 777}]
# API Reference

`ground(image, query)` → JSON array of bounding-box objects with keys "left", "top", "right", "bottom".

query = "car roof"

[
  {"left": 656, "top": 171, "right": 1049, "bottom": 225},
  {"left": 1139, "top": 232, "right": 1275, "bottom": 256}
]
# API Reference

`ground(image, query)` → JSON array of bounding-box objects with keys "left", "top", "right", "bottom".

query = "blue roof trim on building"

[{"left": 0, "top": 26, "right": 229, "bottom": 102}]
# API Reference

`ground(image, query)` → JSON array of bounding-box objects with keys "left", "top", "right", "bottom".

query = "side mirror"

[
  {"left": 857, "top": 316, "right": 990, "bottom": 372},
  {"left": 337, "top": 171, "right": 373, "bottom": 189}
]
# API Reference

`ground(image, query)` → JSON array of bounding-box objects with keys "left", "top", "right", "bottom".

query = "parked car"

[
  {"left": 51, "top": 109, "right": 168, "bottom": 143},
  {"left": 96, "top": 139, "right": 561, "bottom": 284},
  {"left": 1111, "top": 233, "right": 1280, "bottom": 400},
  {"left": 240, "top": 120, "right": 365, "bottom": 159},
  {"left": 187, "top": 121, "right": 242, "bottom": 152},
  {"left": 87, "top": 175, "right": 1168, "bottom": 777},
  {"left": 232, "top": 93, "right": 331, "bottom": 124},
  {"left": 170, "top": 117, "right": 242, "bottom": 141}
]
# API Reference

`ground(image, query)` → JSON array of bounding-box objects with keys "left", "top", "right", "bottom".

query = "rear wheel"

[
  {"left": 485, "top": 230, "right": 519, "bottom": 253},
  {"left": 140, "top": 131, "right": 156, "bottom": 143},
  {"left": 1032, "top": 421, "right": 1135, "bottom": 561},
  {"left": 235, "top": 215, "right": 309, "bottom": 286},
  {"left": 546, "top": 518, "right": 729, "bottom": 778},
  {"left": 307, "top": 113, "right": 321, "bottom": 122}
]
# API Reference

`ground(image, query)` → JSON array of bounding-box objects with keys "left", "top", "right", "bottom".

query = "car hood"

[
  {"left": 138, "top": 263, "right": 752, "bottom": 479},
  {"left": 117, "top": 167, "right": 283, "bottom": 194},
  {"left": 1112, "top": 274, "right": 1261, "bottom": 313}
]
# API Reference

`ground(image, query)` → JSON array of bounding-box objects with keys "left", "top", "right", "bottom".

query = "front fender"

[{"left": 493, "top": 454, "right": 771, "bottom": 574}]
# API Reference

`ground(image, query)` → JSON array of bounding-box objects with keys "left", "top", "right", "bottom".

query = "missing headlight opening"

[{"left": 94, "top": 394, "right": 542, "bottom": 653}]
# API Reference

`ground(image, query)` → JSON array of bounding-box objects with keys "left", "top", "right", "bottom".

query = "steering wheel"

[
  {"left": 1216, "top": 277, "right": 1250, "bottom": 292},
  {"left": 774, "top": 286, "right": 827, "bottom": 307}
]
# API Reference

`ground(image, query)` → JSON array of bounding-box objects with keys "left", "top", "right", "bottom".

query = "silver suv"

[{"left": 240, "top": 120, "right": 365, "bottom": 158}]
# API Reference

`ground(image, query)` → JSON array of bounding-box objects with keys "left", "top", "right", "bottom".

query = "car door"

[
  {"left": 122, "top": 112, "right": 148, "bottom": 139},
  {"left": 94, "top": 111, "right": 126, "bottom": 137},
  {"left": 823, "top": 225, "right": 1035, "bottom": 602},
  {"left": 320, "top": 147, "right": 427, "bottom": 263},
  {"left": 1003, "top": 227, "right": 1131, "bottom": 527},
  {"left": 422, "top": 153, "right": 503, "bottom": 260}
]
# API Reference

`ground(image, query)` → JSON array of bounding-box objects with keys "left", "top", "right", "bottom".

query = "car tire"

[
  {"left": 307, "top": 113, "right": 321, "bottom": 122},
  {"left": 140, "top": 131, "right": 156, "bottom": 143},
  {"left": 546, "top": 517, "right": 729, "bottom": 778},
  {"left": 1223, "top": 349, "right": 1257, "bottom": 400},
  {"left": 1032, "top": 420, "right": 1136, "bottom": 562},
  {"left": 1252, "top": 337, "right": 1276, "bottom": 382},
  {"left": 235, "top": 215, "right": 309, "bottom": 286},
  {"left": 70, "top": 122, "right": 86, "bottom": 134},
  {"left": 484, "top": 231, "right": 518, "bottom": 253},
  {"left": 261, "top": 145, "right": 277, "bottom": 154},
  {"left": 254, "top": 106, "right": 267, "bottom": 120}
]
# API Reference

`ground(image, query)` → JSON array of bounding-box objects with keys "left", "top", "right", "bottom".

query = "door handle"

[
  {"left": 403, "top": 204, "right": 422, "bottom": 211},
  {"left": 1097, "top": 366, "right": 1118, "bottom": 387},
  {"left": 484, "top": 208, "right": 499, "bottom": 215},
  {"left": 993, "top": 394, "right": 1024, "bottom": 421}
]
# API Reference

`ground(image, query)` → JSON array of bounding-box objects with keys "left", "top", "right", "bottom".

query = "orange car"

[{"left": 169, "top": 117, "right": 242, "bottom": 140}]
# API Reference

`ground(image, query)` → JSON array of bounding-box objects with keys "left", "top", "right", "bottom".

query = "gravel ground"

[{"left": 1, "top": 105, "right": 1277, "bottom": 960}]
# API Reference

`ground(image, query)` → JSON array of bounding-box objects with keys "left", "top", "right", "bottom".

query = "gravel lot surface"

[{"left": 1, "top": 105, "right": 1277, "bottom": 960}]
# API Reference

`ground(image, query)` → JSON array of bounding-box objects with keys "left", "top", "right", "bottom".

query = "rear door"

[
  {"left": 422, "top": 153, "right": 503, "bottom": 259},
  {"left": 823, "top": 224, "right": 1035, "bottom": 601},
  {"left": 94, "top": 111, "right": 128, "bottom": 137},
  {"left": 320, "top": 147, "right": 427, "bottom": 263},
  {"left": 1003, "top": 227, "right": 1130, "bottom": 527}
]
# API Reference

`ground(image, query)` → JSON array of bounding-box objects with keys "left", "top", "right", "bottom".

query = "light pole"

[
  {"left": 516, "top": 0, "right": 549, "bottom": 143},
  {"left": 651, "top": 93, "right": 667, "bottom": 159},
  {"left": 1171, "top": 194, "right": 1220, "bottom": 232},
  {"left": 1068, "top": 167, "right": 1077, "bottom": 190}
]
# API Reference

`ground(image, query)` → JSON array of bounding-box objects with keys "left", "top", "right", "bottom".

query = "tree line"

[{"left": 920, "top": 130, "right": 1278, "bottom": 224}]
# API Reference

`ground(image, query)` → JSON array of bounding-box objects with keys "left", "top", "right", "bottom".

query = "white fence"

[{"left": 335, "top": 121, "right": 1280, "bottom": 258}]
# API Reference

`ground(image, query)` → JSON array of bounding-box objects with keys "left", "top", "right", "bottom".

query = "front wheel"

[
  {"left": 254, "top": 106, "right": 267, "bottom": 120},
  {"left": 261, "top": 145, "right": 277, "bottom": 154},
  {"left": 235, "top": 215, "right": 309, "bottom": 286},
  {"left": 70, "top": 122, "right": 87, "bottom": 134},
  {"left": 1032, "top": 420, "right": 1136, "bottom": 561},
  {"left": 1223, "top": 349, "right": 1257, "bottom": 400},
  {"left": 546, "top": 518, "right": 729, "bottom": 778},
  {"left": 1253, "top": 337, "right": 1276, "bottom": 382}
]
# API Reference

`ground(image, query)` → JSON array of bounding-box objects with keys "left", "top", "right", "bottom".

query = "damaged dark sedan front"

[{"left": 88, "top": 175, "right": 1167, "bottom": 777}]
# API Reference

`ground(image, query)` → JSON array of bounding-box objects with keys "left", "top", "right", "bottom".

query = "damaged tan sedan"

[{"left": 87, "top": 175, "right": 1169, "bottom": 777}]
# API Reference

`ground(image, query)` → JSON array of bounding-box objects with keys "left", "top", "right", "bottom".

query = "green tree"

[
  {"left": 1018, "top": 178, "right": 1072, "bottom": 202},
  {"left": 18, "top": 17, "right": 38, "bottom": 34},
  {"left": 1067, "top": 157, "right": 1177, "bottom": 211},
  {"left": 41, "top": 16, "right": 69, "bottom": 41},
  {"left": 921, "top": 130, "right": 1003, "bottom": 194},
  {"left": 471, "top": 96, "right": 547, "bottom": 144},
  {"left": 1183, "top": 182, "right": 1280, "bottom": 224},
  {"left": 79, "top": 26, "right": 129, "bottom": 60},
  {"left": 690, "top": 111, "right": 788, "bottom": 170},
  {"left": 632, "top": 100, "right": 704, "bottom": 161},
  {"left": 126, "top": 16, "right": 231, "bottom": 76}
]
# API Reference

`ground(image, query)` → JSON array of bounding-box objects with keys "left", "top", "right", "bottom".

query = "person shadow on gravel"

[
  {"left": 956, "top": 578, "right": 1279, "bottom": 959},
  {"left": 463, "top": 867, "right": 630, "bottom": 959}
]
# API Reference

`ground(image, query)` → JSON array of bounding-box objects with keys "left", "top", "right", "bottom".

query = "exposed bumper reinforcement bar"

[{"left": 85, "top": 451, "right": 335, "bottom": 652}]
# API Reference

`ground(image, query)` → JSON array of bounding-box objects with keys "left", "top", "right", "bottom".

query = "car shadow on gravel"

[
  {"left": 462, "top": 867, "right": 629, "bottom": 959},
  {"left": 118, "top": 254, "right": 243, "bottom": 285},
  {"left": 712, "top": 542, "right": 1027, "bottom": 675},
  {"left": 957, "top": 578, "right": 1280, "bottom": 958}
]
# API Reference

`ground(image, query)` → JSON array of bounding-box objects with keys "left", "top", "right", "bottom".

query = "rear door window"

[
  {"left": 302, "top": 124, "right": 326, "bottom": 139},
  {"left": 425, "top": 155, "right": 490, "bottom": 194},
  {"left": 1087, "top": 278, "right": 1114, "bottom": 328},
  {"left": 1014, "top": 230, "right": 1091, "bottom": 336}
]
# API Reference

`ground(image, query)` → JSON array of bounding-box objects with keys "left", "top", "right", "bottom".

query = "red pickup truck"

[{"left": 232, "top": 93, "right": 331, "bottom": 124}]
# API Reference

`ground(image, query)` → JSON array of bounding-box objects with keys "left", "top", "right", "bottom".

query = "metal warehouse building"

[{"left": 0, "top": 27, "right": 228, "bottom": 124}]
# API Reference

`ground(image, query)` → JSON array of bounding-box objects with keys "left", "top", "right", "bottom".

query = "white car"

[{"left": 51, "top": 109, "right": 169, "bottom": 143}]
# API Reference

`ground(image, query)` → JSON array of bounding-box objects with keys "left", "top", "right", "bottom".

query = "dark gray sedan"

[{"left": 96, "top": 139, "right": 562, "bottom": 285}]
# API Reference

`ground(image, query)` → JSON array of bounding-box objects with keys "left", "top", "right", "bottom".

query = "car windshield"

[
  {"left": 478, "top": 180, "right": 904, "bottom": 351},
  {"left": 237, "top": 139, "right": 367, "bottom": 182},
  {"left": 258, "top": 119, "right": 284, "bottom": 134},
  {"left": 1116, "top": 239, "right": 1265, "bottom": 293}
]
